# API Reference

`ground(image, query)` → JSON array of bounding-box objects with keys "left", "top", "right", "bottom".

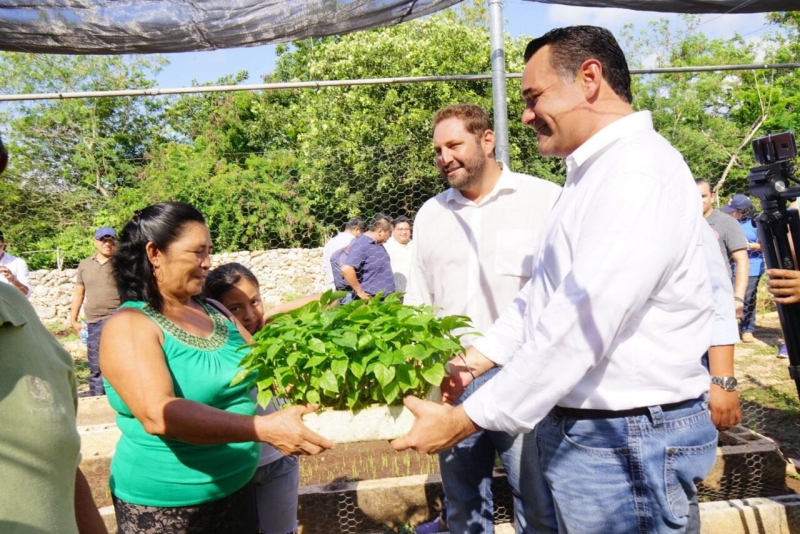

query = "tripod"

[{"left": 748, "top": 159, "right": 800, "bottom": 398}]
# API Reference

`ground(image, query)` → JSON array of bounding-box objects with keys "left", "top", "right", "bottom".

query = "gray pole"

[{"left": 488, "top": 0, "right": 510, "bottom": 166}]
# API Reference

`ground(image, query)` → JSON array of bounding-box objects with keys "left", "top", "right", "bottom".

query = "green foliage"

[
  {"left": 0, "top": 53, "right": 165, "bottom": 268},
  {"left": 233, "top": 291, "right": 473, "bottom": 410}
]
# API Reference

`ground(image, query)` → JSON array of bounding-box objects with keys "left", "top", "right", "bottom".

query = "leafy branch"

[{"left": 232, "top": 290, "right": 474, "bottom": 410}]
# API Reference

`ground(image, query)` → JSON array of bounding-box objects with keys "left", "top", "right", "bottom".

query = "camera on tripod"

[
  {"left": 752, "top": 131, "right": 797, "bottom": 165},
  {"left": 747, "top": 130, "right": 800, "bottom": 396}
]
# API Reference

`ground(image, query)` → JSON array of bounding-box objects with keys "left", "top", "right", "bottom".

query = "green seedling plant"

[{"left": 231, "top": 290, "right": 473, "bottom": 410}]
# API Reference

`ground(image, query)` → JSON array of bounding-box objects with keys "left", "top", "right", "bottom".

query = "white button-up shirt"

[
  {"left": 464, "top": 112, "right": 714, "bottom": 434},
  {"left": 0, "top": 252, "right": 31, "bottom": 298},
  {"left": 384, "top": 237, "right": 414, "bottom": 293},
  {"left": 321, "top": 232, "right": 356, "bottom": 289},
  {"left": 404, "top": 162, "right": 562, "bottom": 343}
]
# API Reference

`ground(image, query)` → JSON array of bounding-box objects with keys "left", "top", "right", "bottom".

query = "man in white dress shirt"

[
  {"left": 405, "top": 103, "right": 561, "bottom": 533},
  {"left": 383, "top": 215, "right": 413, "bottom": 293},
  {"left": 394, "top": 26, "right": 719, "bottom": 533},
  {"left": 320, "top": 217, "right": 365, "bottom": 289}
]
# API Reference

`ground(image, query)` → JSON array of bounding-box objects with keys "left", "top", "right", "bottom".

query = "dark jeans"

[
  {"left": 87, "top": 319, "right": 107, "bottom": 396},
  {"left": 740, "top": 274, "right": 762, "bottom": 334}
]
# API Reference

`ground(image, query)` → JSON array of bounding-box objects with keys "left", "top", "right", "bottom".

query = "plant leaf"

[
  {"left": 373, "top": 362, "right": 396, "bottom": 387},
  {"left": 308, "top": 338, "right": 327, "bottom": 354},
  {"left": 332, "top": 331, "right": 358, "bottom": 349},
  {"left": 421, "top": 363, "right": 446, "bottom": 386},
  {"left": 229, "top": 368, "right": 250, "bottom": 387},
  {"left": 381, "top": 381, "right": 400, "bottom": 405},
  {"left": 304, "top": 355, "right": 328, "bottom": 368},
  {"left": 256, "top": 388, "right": 274, "bottom": 408},
  {"left": 319, "top": 370, "right": 339, "bottom": 393},
  {"left": 306, "top": 389, "right": 320, "bottom": 404}
]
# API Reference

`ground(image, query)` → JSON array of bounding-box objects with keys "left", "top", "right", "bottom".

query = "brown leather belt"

[{"left": 552, "top": 398, "right": 697, "bottom": 420}]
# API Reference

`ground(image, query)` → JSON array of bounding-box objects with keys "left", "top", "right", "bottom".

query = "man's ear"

[
  {"left": 482, "top": 129, "right": 496, "bottom": 158},
  {"left": 578, "top": 59, "right": 603, "bottom": 100}
]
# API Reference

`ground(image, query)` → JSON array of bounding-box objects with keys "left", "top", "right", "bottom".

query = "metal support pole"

[{"left": 488, "top": 0, "right": 510, "bottom": 167}]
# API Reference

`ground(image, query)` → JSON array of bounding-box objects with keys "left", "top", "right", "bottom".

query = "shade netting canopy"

[{"left": 0, "top": 0, "right": 793, "bottom": 55}]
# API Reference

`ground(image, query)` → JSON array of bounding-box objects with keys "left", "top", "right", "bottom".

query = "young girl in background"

[{"left": 204, "top": 263, "right": 319, "bottom": 534}]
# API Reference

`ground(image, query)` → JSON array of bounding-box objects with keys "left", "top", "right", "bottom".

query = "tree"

[{"left": 0, "top": 53, "right": 165, "bottom": 267}]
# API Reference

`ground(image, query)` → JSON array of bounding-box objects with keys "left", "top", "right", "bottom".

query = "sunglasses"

[{"left": 96, "top": 236, "right": 116, "bottom": 243}]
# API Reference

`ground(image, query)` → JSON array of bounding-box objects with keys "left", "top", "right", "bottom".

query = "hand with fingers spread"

[
  {"left": 767, "top": 268, "right": 800, "bottom": 304},
  {"left": 256, "top": 404, "right": 334, "bottom": 456},
  {"left": 390, "top": 396, "right": 480, "bottom": 454}
]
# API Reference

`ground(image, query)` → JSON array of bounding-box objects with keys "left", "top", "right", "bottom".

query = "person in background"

[
  {"left": 321, "top": 217, "right": 365, "bottom": 290},
  {"left": 340, "top": 213, "right": 395, "bottom": 302},
  {"left": 204, "top": 262, "right": 320, "bottom": 534},
  {"left": 406, "top": 103, "right": 561, "bottom": 534},
  {"left": 383, "top": 215, "right": 413, "bottom": 293},
  {"left": 70, "top": 226, "right": 121, "bottom": 396},
  {"left": 0, "top": 133, "right": 107, "bottom": 534},
  {"left": 722, "top": 194, "right": 764, "bottom": 343},
  {"left": 100, "top": 202, "right": 332, "bottom": 532},
  {"left": 697, "top": 179, "right": 749, "bottom": 321},
  {"left": 0, "top": 230, "right": 31, "bottom": 298}
]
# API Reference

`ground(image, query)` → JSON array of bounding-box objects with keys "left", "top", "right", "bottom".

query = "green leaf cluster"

[{"left": 232, "top": 290, "right": 474, "bottom": 410}]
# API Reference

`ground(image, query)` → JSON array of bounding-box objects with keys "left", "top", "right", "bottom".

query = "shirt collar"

[
  {"left": 445, "top": 162, "right": 519, "bottom": 206},
  {"left": 565, "top": 111, "right": 653, "bottom": 183}
]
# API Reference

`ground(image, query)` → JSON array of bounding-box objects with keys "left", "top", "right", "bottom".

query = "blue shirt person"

[{"left": 340, "top": 213, "right": 395, "bottom": 300}]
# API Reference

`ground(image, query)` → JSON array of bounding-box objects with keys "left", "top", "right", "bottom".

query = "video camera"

[{"left": 747, "top": 131, "right": 800, "bottom": 397}]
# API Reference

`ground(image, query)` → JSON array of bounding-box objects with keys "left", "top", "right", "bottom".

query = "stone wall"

[{"left": 29, "top": 248, "right": 328, "bottom": 324}]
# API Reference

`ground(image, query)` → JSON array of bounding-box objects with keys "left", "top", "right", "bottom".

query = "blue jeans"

[
  {"left": 740, "top": 275, "right": 761, "bottom": 334},
  {"left": 87, "top": 319, "right": 107, "bottom": 396},
  {"left": 535, "top": 396, "right": 718, "bottom": 533},
  {"left": 440, "top": 367, "right": 555, "bottom": 534},
  {"left": 253, "top": 455, "right": 300, "bottom": 534}
]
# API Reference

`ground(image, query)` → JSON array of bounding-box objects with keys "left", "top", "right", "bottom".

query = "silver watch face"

[{"left": 713, "top": 376, "right": 737, "bottom": 391}]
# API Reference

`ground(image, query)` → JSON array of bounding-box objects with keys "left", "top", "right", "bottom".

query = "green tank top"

[{"left": 105, "top": 299, "right": 260, "bottom": 507}]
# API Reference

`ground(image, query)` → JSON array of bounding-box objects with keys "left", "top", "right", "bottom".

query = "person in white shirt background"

[
  {"left": 320, "top": 217, "right": 365, "bottom": 290},
  {"left": 405, "top": 103, "right": 561, "bottom": 534},
  {"left": 394, "top": 25, "right": 721, "bottom": 533},
  {"left": 0, "top": 229, "right": 31, "bottom": 297},
  {"left": 383, "top": 215, "right": 413, "bottom": 294}
]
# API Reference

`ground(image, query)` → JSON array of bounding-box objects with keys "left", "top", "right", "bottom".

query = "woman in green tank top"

[{"left": 100, "top": 202, "right": 333, "bottom": 533}]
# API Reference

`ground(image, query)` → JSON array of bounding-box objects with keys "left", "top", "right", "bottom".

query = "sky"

[{"left": 153, "top": 0, "right": 771, "bottom": 88}]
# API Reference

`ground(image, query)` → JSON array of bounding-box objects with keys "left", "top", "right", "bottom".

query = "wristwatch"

[{"left": 711, "top": 376, "right": 738, "bottom": 392}]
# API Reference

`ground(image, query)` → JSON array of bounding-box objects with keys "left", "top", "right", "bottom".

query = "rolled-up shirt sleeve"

[{"left": 463, "top": 171, "right": 699, "bottom": 434}]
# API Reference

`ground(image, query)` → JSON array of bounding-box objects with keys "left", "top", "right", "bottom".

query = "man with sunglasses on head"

[{"left": 69, "top": 226, "right": 121, "bottom": 396}]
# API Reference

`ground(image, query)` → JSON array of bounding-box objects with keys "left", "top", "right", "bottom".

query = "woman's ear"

[{"left": 145, "top": 241, "right": 161, "bottom": 269}]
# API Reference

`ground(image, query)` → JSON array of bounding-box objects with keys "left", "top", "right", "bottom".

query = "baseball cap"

[
  {"left": 722, "top": 194, "right": 752, "bottom": 213},
  {"left": 94, "top": 226, "right": 117, "bottom": 239}
]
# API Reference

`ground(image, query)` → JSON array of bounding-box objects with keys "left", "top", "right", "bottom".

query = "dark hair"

[
  {"left": 344, "top": 217, "right": 366, "bottom": 232},
  {"left": 204, "top": 262, "right": 259, "bottom": 301},
  {"left": 432, "top": 104, "right": 493, "bottom": 139},
  {"left": 0, "top": 134, "right": 8, "bottom": 176},
  {"left": 695, "top": 178, "right": 713, "bottom": 190},
  {"left": 369, "top": 213, "right": 393, "bottom": 232},
  {"left": 112, "top": 202, "right": 206, "bottom": 312},
  {"left": 0, "top": 230, "right": 4, "bottom": 243},
  {"left": 392, "top": 215, "right": 411, "bottom": 227},
  {"left": 524, "top": 26, "right": 633, "bottom": 105}
]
